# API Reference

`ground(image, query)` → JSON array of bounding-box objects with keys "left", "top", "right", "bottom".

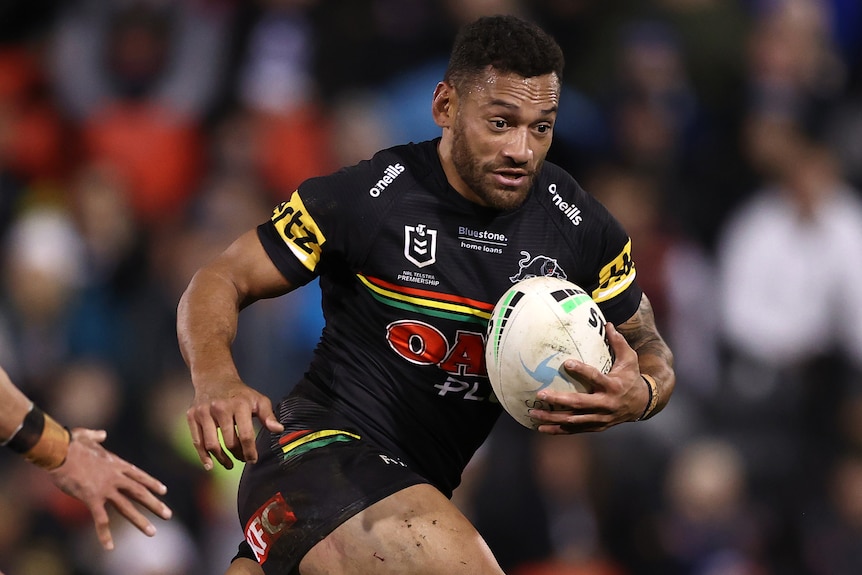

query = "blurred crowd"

[{"left": 2, "top": 0, "right": 862, "bottom": 574}]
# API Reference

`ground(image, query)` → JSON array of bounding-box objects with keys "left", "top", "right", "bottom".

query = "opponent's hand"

[
  {"left": 48, "top": 428, "right": 172, "bottom": 550},
  {"left": 186, "top": 378, "right": 283, "bottom": 470},
  {"left": 528, "top": 323, "right": 647, "bottom": 434}
]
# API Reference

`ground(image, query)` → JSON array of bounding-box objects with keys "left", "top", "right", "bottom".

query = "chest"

[{"left": 363, "top": 198, "right": 580, "bottom": 312}]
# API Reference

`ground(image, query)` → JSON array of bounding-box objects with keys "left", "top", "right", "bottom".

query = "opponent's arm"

[
  {"left": 1, "top": 367, "right": 172, "bottom": 550},
  {"left": 177, "top": 229, "right": 291, "bottom": 470},
  {"left": 0, "top": 366, "right": 39, "bottom": 442},
  {"left": 530, "top": 293, "right": 675, "bottom": 434}
]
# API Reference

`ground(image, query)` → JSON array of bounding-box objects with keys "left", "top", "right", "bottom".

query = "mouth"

[{"left": 493, "top": 170, "right": 530, "bottom": 188}]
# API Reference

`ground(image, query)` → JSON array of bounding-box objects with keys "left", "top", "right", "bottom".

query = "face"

[{"left": 435, "top": 68, "right": 560, "bottom": 210}]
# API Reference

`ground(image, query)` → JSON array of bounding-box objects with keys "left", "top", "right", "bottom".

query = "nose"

[{"left": 503, "top": 128, "right": 532, "bottom": 165}]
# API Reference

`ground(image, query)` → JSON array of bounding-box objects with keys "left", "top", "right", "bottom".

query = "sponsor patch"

[
  {"left": 369, "top": 163, "right": 405, "bottom": 197},
  {"left": 592, "top": 239, "right": 636, "bottom": 303},
  {"left": 271, "top": 193, "right": 326, "bottom": 272},
  {"left": 244, "top": 493, "right": 297, "bottom": 565}
]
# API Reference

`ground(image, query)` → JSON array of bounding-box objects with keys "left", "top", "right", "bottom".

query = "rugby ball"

[{"left": 485, "top": 276, "right": 613, "bottom": 429}]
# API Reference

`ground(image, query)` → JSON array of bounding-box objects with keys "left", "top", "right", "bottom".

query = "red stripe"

[
  {"left": 278, "top": 429, "right": 311, "bottom": 445},
  {"left": 362, "top": 274, "right": 494, "bottom": 311}
]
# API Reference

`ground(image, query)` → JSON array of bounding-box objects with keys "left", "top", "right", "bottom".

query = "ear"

[{"left": 432, "top": 81, "right": 455, "bottom": 128}]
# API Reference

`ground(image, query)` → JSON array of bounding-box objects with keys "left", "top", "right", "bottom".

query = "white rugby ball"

[{"left": 485, "top": 276, "right": 614, "bottom": 429}]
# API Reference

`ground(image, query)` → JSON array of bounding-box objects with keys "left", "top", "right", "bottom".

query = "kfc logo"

[{"left": 244, "top": 493, "right": 297, "bottom": 565}]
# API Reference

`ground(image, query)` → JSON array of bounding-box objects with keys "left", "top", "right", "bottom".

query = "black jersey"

[{"left": 257, "top": 138, "right": 641, "bottom": 496}]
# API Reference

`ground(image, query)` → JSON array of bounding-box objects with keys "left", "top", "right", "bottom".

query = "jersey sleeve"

[
  {"left": 590, "top": 227, "right": 642, "bottom": 326},
  {"left": 257, "top": 157, "right": 394, "bottom": 286}
]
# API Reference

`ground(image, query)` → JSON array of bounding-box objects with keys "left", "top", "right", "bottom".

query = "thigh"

[
  {"left": 299, "top": 483, "right": 505, "bottom": 575},
  {"left": 238, "top": 398, "right": 427, "bottom": 574}
]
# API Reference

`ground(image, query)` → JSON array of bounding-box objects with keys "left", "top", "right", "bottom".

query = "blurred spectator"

[
  {"left": 0, "top": 202, "right": 87, "bottom": 392},
  {"left": 801, "top": 451, "right": 862, "bottom": 575},
  {"left": 652, "top": 437, "right": 772, "bottom": 575},
  {"left": 513, "top": 434, "right": 628, "bottom": 575},
  {"left": 471, "top": 416, "right": 552, "bottom": 572},
  {"left": 718, "top": 136, "right": 862, "bottom": 372},
  {"left": 599, "top": 19, "right": 716, "bottom": 248},
  {"left": 50, "top": 0, "right": 234, "bottom": 227},
  {"left": 310, "top": 0, "right": 455, "bottom": 102},
  {"left": 236, "top": 0, "right": 317, "bottom": 116},
  {"left": 715, "top": 133, "right": 862, "bottom": 568},
  {"left": 745, "top": 0, "right": 846, "bottom": 138},
  {"left": 587, "top": 165, "right": 720, "bottom": 416},
  {"left": 0, "top": 45, "right": 69, "bottom": 185},
  {"left": 233, "top": 0, "right": 334, "bottom": 198},
  {"left": 50, "top": 0, "right": 231, "bottom": 121},
  {"left": 79, "top": 100, "right": 203, "bottom": 228},
  {"left": 612, "top": 19, "right": 699, "bottom": 165}
]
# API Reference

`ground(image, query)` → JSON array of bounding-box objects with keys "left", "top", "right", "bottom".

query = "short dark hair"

[{"left": 444, "top": 15, "right": 564, "bottom": 90}]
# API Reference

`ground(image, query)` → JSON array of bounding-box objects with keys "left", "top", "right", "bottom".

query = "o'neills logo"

[
  {"left": 369, "top": 163, "right": 405, "bottom": 197},
  {"left": 245, "top": 493, "right": 297, "bottom": 565},
  {"left": 548, "top": 183, "right": 582, "bottom": 225}
]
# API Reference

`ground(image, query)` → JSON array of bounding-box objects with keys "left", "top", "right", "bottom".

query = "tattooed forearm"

[{"left": 616, "top": 294, "right": 675, "bottom": 415}]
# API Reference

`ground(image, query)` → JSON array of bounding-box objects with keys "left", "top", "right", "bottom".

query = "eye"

[
  {"left": 490, "top": 119, "right": 508, "bottom": 130},
  {"left": 535, "top": 123, "right": 553, "bottom": 134}
]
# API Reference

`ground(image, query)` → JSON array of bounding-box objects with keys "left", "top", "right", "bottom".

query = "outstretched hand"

[
  {"left": 186, "top": 378, "right": 284, "bottom": 470},
  {"left": 527, "top": 323, "right": 648, "bottom": 434},
  {"left": 48, "top": 428, "right": 173, "bottom": 550}
]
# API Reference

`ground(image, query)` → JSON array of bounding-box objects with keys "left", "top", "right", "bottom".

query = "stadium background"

[{"left": 2, "top": 0, "right": 862, "bottom": 574}]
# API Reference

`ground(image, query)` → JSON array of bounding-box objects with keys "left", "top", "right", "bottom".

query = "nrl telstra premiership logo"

[{"left": 404, "top": 224, "right": 438, "bottom": 268}]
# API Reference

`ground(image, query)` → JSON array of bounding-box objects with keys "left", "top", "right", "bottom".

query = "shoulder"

[
  {"left": 531, "top": 161, "right": 614, "bottom": 229},
  {"left": 299, "top": 140, "right": 437, "bottom": 204},
  {"left": 271, "top": 140, "right": 439, "bottom": 255}
]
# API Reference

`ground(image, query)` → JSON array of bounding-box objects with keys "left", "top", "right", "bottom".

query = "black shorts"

[{"left": 235, "top": 391, "right": 428, "bottom": 574}]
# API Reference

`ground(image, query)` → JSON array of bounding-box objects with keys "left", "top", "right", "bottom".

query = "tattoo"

[{"left": 616, "top": 294, "right": 674, "bottom": 368}]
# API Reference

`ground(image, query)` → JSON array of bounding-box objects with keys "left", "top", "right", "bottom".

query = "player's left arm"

[
  {"left": 531, "top": 293, "right": 675, "bottom": 434},
  {"left": 613, "top": 293, "right": 675, "bottom": 419}
]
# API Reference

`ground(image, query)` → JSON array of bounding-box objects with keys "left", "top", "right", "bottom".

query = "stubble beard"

[{"left": 450, "top": 123, "right": 537, "bottom": 212}]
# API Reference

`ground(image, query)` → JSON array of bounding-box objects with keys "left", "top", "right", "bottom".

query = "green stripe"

[
  {"left": 282, "top": 435, "right": 354, "bottom": 460},
  {"left": 489, "top": 291, "right": 518, "bottom": 362},
  {"left": 561, "top": 294, "right": 592, "bottom": 314},
  {"left": 368, "top": 291, "right": 488, "bottom": 325}
]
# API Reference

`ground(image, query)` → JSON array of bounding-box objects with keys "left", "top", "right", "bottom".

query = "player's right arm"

[{"left": 177, "top": 229, "right": 289, "bottom": 471}]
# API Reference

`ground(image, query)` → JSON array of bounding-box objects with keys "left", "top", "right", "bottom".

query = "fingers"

[
  {"left": 259, "top": 400, "right": 284, "bottom": 434},
  {"left": 531, "top": 323, "right": 644, "bottom": 433},
  {"left": 234, "top": 407, "right": 259, "bottom": 464},
  {"left": 204, "top": 421, "right": 235, "bottom": 470},
  {"left": 186, "top": 389, "right": 282, "bottom": 469},
  {"left": 531, "top": 406, "right": 614, "bottom": 434},
  {"left": 72, "top": 428, "right": 108, "bottom": 444},
  {"left": 238, "top": 398, "right": 283, "bottom": 464},
  {"left": 108, "top": 491, "right": 159, "bottom": 538},
  {"left": 187, "top": 404, "right": 236, "bottom": 470},
  {"left": 122, "top": 466, "right": 172, "bottom": 519},
  {"left": 607, "top": 322, "right": 638, "bottom": 366},
  {"left": 85, "top": 467, "right": 168, "bottom": 551},
  {"left": 186, "top": 412, "right": 215, "bottom": 471},
  {"left": 90, "top": 504, "right": 116, "bottom": 551},
  {"left": 123, "top": 464, "right": 168, "bottom": 497},
  {"left": 223, "top": 402, "right": 252, "bottom": 463}
]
